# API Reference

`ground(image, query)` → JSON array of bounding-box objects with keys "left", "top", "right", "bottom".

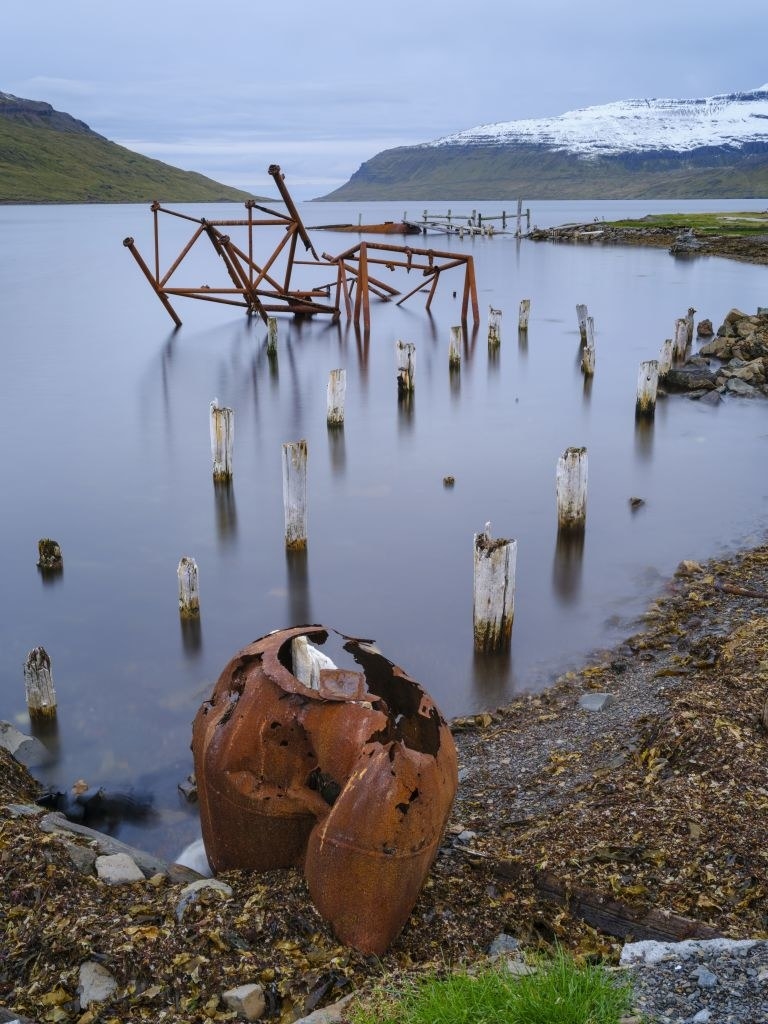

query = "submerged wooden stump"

[
  {"left": 326, "top": 369, "right": 346, "bottom": 427},
  {"left": 282, "top": 440, "right": 308, "bottom": 549},
  {"left": 448, "top": 326, "right": 462, "bottom": 370},
  {"left": 396, "top": 341, "right": 415, "bottom": 394},
  {"left": 24, "top": 646, "right": 57, "bottom": 720},
  {"left": 210, "top": 400, "right": 234, "bottom": 482},
  {"left": 487, "top": 306, "right": 502, "bottom": 347},
  {"left": 178, "top": 556, "right": 200, "bottom": 618},
  {"left": 518, "top": 298, "right": 531, "bottom": 331},
  {"left": 658, "top": 337, "right": 674, "bottom": 379},
  {"left": 556, "top": 447, "right": 588, "bottom": 530},
  {"left": 636, "top": 360, "right": 660, "bottom": 417},
  {"left": 267, "top": 316, "right": 278, "bottom": 356},
  {"left": 473, "top": 526, "right": 517, "bottom": 652},
  {"left": 576, "top": 303, "right": 589, "bottom": 345}
]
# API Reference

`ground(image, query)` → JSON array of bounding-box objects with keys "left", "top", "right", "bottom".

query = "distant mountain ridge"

[
  {"left": 0, "top": 92, "right": 258, "bottom": 204},
  {"left": 318, "top": 85, "right": 768, "bottom": 200}
]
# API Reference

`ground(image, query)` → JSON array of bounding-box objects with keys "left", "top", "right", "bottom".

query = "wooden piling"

[
  {"left": 37, "top": 538, "right": 63, "bottom": 572},
  {"left": 673, "top": 318, "right": 688, "bottom": 360},
  {"left": 518, "top": 299, "right": 531, "bottom": 331},
  {"left": 267, "top": 316, "right": 278, "bottom": 356},
  {"left": 326, "top": 369, "right": 346, "bottom": 427},
  {"left": 581, "top": 343, "right": 595, "bottom": 376},
  {"left": 473, "top": 526, "right": 517, "bottom": 652},
  {"left": 488, "top": 306, "right": 502, "bottom": 347},
  {"left": 396, "top": 341, "right": 415, "bottom": 393},
  {"left": 210, "top": 400, "right": 234, "bottom": 482},
  {"left": 24, "top": 646, "right": 56, "bottom": 720},
  {"left": 576, "top": 304, "right": 589, "bottom": 345},
  {"left": 658, "top": 337, "right": 674, "bottom": 378},
  {"left": 636, "top": 360, "right": 659, "bottom": 417},
  {"left": 449, "top": 326, "right": 462, "bottom": 370},
  {"left": 686, "top": 306, "right": 696, "bottom": 346},
  {"left": 282, "top": 440, "right": 308, "bottom": 550},
  {"left": 178, "top": 557, "right": 200, "bottom": 617},
  {"left": 556, "top": 447, "right": 588, "bottom": 530}
]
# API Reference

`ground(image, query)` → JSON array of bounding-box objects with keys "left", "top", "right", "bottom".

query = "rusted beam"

[
  {"left": 268, "top": 164, "right": 319, "bottom": 259},
  {"left": 123, "top": 236, "right": 182, "bottom": 326}
]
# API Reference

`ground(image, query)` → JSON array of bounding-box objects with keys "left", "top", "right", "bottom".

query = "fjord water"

[{"left": 1, "top": 198, "right": 766, "bottom": 855}]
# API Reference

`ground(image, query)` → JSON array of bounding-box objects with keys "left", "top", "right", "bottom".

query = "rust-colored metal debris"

[
  {"left": 124, "top": 165, "right": 479, "bottom": 329},
  {"left": 191, "top": 625, "right": 458, "bottom": 955}
]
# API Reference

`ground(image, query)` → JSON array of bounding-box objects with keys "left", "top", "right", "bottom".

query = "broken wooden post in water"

[
  {"left": 576, "top": 304, "right": 589, "bottom": 345},
  {"left": 473, "top": 525, "right": 517, "bottom": 653},
  {"left": 636, "top": 360, "right": 660, "bottom": 417},
  {"left": 24, "top": 646, "right": 56, "bottom": 720},
  {"left": 518, "top": 299, "right": 531, "bottom": 331},
  {"left": 449, "top": 326, "right": 462, "bottom": 370},
  {"left": 326, "top": 369, "right": 346, "bottom": 427},
  {"left": 581, "top": 341, "right": 595, "bottom": 376},
  {"left": 282, "top": 439, "right": 308, "bottom": 549},
  {"left": 686, "top": 306, "right": 696, "bottom": 346},
  {"left": 178, "top": 557, "right": 200, "bottom": 617},
  {"left": 556, "top": 447, "right": 588, "bottom": 530},
  {"left": 488, "top": 306, "right": 502, "bottom": 347},
  {"left": 396, "top": 341, "right": 415, "bottom": 393},
  {"left": 673, "top": 317, "right": 688, "bottom": 360},
  {"left": 658, "top": 337, "right": 674, "bottom": 379},
  {"left": 267, "top": 316, "right": 278, "bottom": 357},
  {"left": 36, "top": 538, "right": 63, "bottom": 573},
  {"left": 210, "top": 399, "right": 234, "bottom": 482}
]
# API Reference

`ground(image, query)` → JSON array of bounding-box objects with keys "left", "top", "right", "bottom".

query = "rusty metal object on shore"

[{"left": 191, "top": 625, "right": 458, "bottom": 955}]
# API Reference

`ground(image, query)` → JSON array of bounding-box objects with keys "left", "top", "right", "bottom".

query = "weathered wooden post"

[
  {"left": 267, "top": 316, "right": 278, "bottom": 357},
  {"left": 516, "top": 198, "right": 523, "bottom": 237},
  {"left": 209, "top": 399, "right": 234, "bottom": 482},
  {"left": 673, "top": 317, "right": 688, "bottom": 360},
  {"left": 518, "top": 299, "right": 531, "bottom": 331},
  {"left": 326, "top": 369, "right": 346, "bottom": 427},
  {"left": 488, "top": 306, "right": 502, "bottom": 347},
  {"left": 636, "top": 360, "right": 659, "bottom": 417},
  {"left": 686, "top": 306, "right": 696, "bottom": 346},
  {"left": 448, "top": 326, "right": 462, "bottom": 370},
  {"left": 36, "top": 538, "right": 63, "bottom": 572},
  {"left": 178, "top": 557, "right": 200, "bottom": 617},
  {"left": 556, "top": 448, "right": 588, "bottom": 530},
  {"left": 473, "top": 525, "right": 517, "bottom": 652},
  {"left": 581, "top": 342, "right": 595, "bottom": 376},
  {"left": 282, "top": 440, "right": 308, "bottom": 550},
  {"left": 658, "top": 337, "right": 674, "bottom": 378},
  {"left": 396, "top": 341, "right": 415, "bottom": 394},
  {"left": 24, "top": 647, "right": 57, "bottom": 720},
  {"left": 576, "top": 304, "right": 589, "bottom": 345}
]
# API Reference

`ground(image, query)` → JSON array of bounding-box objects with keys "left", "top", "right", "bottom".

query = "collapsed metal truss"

[{"left": 123, "top": 164, "right": 479, "bottom": 328}]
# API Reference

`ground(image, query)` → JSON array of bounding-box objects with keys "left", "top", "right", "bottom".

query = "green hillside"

[
  {"left": 0, "top": 97, "right": 259, "bottom": 204},
  {"left": 317, "top": 143, "right": 768, "bottom": 201}
]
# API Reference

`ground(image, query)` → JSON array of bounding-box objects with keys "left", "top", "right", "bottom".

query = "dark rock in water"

[
  {"left": 699, "top": 389, "right": 723, "bottom": 406},
  {"left": 37, "top": 786, "right": 155, "bottom": 831},
  {"left": 663, "top": 365, "right": 718, "bottom": 391}
]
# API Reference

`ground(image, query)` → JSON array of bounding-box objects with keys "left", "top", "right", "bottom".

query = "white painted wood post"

[
  {"left": 473, "top": 525, "right": 517, "bottom": 652},
  {"left": 576, "top": 304, "right": 589, "bottom": 345},
  {"left": 673, "top": 317, "right": 688, "bottom": 360},
  {"left": 24, "top": 646, "right": 57, "bottom": 720},
  {"left": 658, "top": 337, "right": 674, "bottom": 378},
  {"left": 282, "top": 439, "right": 308, "bottom": 549},
  {"left": 178, "top": 557, "right": 200, "bottom": 617},
  {"left": 449, "top": 326, "right": 462, "bottom": 370},
  {"left": 636, "top": 360, "right": 660, "bottom": 417},
  {"left": 36, "top": 538, "right": 63, "bottom": 571},
  {"left": 518, "top": 298, "right": 531, "bottom": 331},
  {"left": 209, "top": 399, "right": 234, "bottom": 482},
  {"left": 396, "top": 340, "right": 415, "bottom": 393},
  {"left": 488, "top": 306, "right": 502, "bottom": 347},
  {"left": 556, "top": 447, "right": 588, "bottom": 530},
  {"left": 686, "top": 306, "right": 696, "bottom": 345},
  {"left": 326, "top": 369, "right": 346, "bottom": 427},
  {"left": 267, "top": 316, "right": 278, "bottom": 356}
]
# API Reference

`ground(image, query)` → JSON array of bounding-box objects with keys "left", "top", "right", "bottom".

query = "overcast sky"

[{"left": 2, "top": 0, "right": 766, "bottom": 199}]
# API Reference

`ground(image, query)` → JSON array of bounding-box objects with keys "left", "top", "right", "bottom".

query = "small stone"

[
  {"left": 95, "top": 852, "right": 145, "bottom": 884},
  {"left": 579, "top": 692, "right": 615, "bottom": 712},
  {"left": 175, "top": 878, "right": 233, "bottom": 922},
  {"left": 177, "top": 775, "right": 198, "bottom": 802},
  {"left": 488, "top": 933, "right": 519, "bottom": 957},
  {"left": 692, "top": 1010, "right": 711, "bottom": 1023},
  {"left": 693, "top": 965, "right": 718, "bottom": 989},
  {"left": 676, "top": 560, "right": 702, "bottom": 577},
  {"left": 456, "top": 829, "right": 477, "bottom": 844},
  {"left": 78, "top": 960, "right": 117, "bottom": 1008},
  {"left": 61, "top": 840, "right": 97, "bottom": 874},
  {"left": 697, "top": 318, "right": 714, "bottom": 338},
  {"left": 222, "top": 983, "right": 266, "bottom": 1021},
  {"left": 443, "top": 475, "right": 455, "bottom": 487},
  {"left": 292, "top": 994, "right": 355, "bottom": 1024},
  {"left": 504, "top": 959, "right": 536, "bottom": 976},
  {"left": 628, "top": 496, "right": 645, "bottom": 510}
]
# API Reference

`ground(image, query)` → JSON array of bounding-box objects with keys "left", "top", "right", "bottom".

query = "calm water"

[{"left": 1, "top": 197, "right": 767, "bottom": 855}]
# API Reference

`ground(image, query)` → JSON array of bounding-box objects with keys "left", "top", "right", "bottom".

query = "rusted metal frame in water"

[
  {"left": 122, "top": 236, "right": 183, "bottom": 327},
  {"left": 268, "top": 163, "right": 319, "bottom": 260}
]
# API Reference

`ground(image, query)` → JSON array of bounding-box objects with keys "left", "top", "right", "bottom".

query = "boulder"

[
  {"left": 696, "top": 318, "right": 714, "bottom": 338},
  {"left": 222, "top": 983, "right": 266, "bottom": 1021},
  {"left": 0, "top": 721, "right": 49, "bottom": 767},
  {"left": 78, "top": 960, "right": 118, "bottom": 1008},
  {"left": 663, "top": 365, "right": 717, "bottom": 391},
  {"left": 95, "top": 852, "right": 145, "bottom": 884}
]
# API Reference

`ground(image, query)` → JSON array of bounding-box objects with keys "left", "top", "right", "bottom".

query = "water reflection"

[
  {"left": 327, "top": 426, "right": 347, "bottom": 476},
  {"left": 552, "top": 528, "right": 586, "bottom": 604},
  {"left": 29, "top": 714, "right": 61, "bottom": 767},
  {"left": 180, "top": 615, "right": 203, "bottom": 657},
  {"left": 285, "top": 547, "right": 312, "bottom": 625},
  {"left": 471, "top": 647, "right": 512, "bottom": 706},
  {"left": 213, "top": 481, "right": 238, "bottom": 545},
  {"left": 634, "top": 412, "right": 655, "bottom": 460},
  {"left": 518, "top": 328, "right": 528, "bottom": 356},
  {"left": 397, "top": 390, "right": 415, "bottom": 432},
  {"left": 449, "top": 365, "right": 461, "bottom": 401}
]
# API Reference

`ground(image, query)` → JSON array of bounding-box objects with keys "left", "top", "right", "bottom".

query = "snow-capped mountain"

[
  {"left": 319, "top": 85, "right": 768, "bottom": 201},
  {"left": 428, "top": 86, "right": 768, "bottom": 156}
]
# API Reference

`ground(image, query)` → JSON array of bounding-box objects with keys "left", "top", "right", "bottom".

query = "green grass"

[
  {"left": 349, "top": 948, "right": 635, "bottom": 1024},
  {"left": 605, "top": 211, "right": 768, "bottom": 236}
]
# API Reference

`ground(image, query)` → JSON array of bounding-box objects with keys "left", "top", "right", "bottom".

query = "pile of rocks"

[{"left": 664, "top": 308, "right": 768, "bottom": 400}]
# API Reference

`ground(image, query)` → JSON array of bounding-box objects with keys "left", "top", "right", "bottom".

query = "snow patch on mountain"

[{"left": 428, "top": 86, "right": 768, "bottom": 155}]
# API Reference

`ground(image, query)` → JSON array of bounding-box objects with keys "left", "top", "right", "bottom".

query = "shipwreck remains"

[
  {"left": 124, "top": 165, "right": 479, "bottom": 330},
  {"left": 191, "top": 625, "right": 458, "bottom": 955}
]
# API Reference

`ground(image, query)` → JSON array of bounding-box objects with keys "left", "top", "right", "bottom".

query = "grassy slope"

[
  {"left": 317, "top": 144, "right": 768, "bottom": 200},
  {"left": 0, "top": 118, "right": 260, "bottom": 204}
]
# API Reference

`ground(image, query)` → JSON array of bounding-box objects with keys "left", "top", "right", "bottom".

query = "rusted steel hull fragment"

[{"left": 191, "top": 625, "right": 458, "bottom": 955}]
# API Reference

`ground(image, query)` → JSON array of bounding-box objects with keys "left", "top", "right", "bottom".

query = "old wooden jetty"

[{"left": 309, "top": 221, "right": 422, "bottom": 236}]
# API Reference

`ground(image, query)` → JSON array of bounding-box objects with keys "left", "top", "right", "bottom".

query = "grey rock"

[
  {"left": 725, "top": 377, "right": 760, "bottom": 397},
  {"left": 222, "top": 983, "right": 266, "bottom": 1021},
  {"left": 61, "top": 839, "right": 97, "bottom": 874},
  {"left": 292, "top": 994, "right": 355, "bottom": 1023},
  {"left": 699, "top": 389, "right": 722, "bottom": 406},
  {"left": 176, "top": 878, "right": 233, "bottom": 922},
  {"left": 456, "top": 829, "right": 477, "bottom": 843},
  {"left": 78, "top": 960, "right": 117, "bottom": 1008},
  {"left": 579, "top": 692, "right": 615, "bottom": 712},
  {"left": 0, "top": 721, "right": 50, "bottom": 767},
  {"left": 663, "top": 365, "right": 717, "bottom": 391},
  {"left": 693, "top": 965, "right": 718, "bottom": 989},
  {"left": 95, "top": 852, "right": 145, "bottom": 884},
  {"left": 692, "top": 1011, "right": 711, "bottom": 1023},
  {"left": 488, "top": 933, "right": 519, "bottom": 957}
]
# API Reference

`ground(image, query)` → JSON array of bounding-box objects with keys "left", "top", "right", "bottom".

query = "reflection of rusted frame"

[{"left": 124, "top": 164, "right": 479, "bottom": 328}]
